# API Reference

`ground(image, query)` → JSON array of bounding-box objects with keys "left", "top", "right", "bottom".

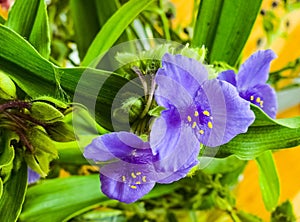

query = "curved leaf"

[
  {"left": 81, "top": 0, "right": 154, "bottom": 67},
  {"left": 255, "top": 151, "right": 280, "bottom": 211},
  {"left": 204, "top": 105, "right": 300, "bottom": 159}
]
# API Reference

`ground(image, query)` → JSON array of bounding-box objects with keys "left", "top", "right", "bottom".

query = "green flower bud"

[
  {"left": 45, "top": 121, "right": 76, "bottom": 142},
  {"left": 30, "top": 101, "right": 64, "bottom": 123},
  {"left": 0, "top": 70, "right": 17, "bottom": 100},
  {"left": 27, "top": 126, "right": 58, "bottom": 157},
  {"left": 33, "top": 96, "right": 69, "bottom": 110},
  {"left": 113, "top": 97, "right": 144, "bottom": 123}
]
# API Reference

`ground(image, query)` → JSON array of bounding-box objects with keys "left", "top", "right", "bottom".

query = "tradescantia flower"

[
  {"left": 150, "top": 53, "right": 255, "bottom": 158},
  {"left": 218, "top": 49, "right": 277, "bottom": 118},
  {"left": 84, "top": 132, "right": 198, "bottom": 203}
]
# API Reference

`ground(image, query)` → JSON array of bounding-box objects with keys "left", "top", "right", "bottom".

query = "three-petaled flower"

[
  {"left": 218, "top": 49, "right": 278, "bottom": 118},
  {"left": 150, "top": 53, "right": 255, "bottom": 158},
  {"left": 84, "top": 132, "right": 198, "bottom": 203}
]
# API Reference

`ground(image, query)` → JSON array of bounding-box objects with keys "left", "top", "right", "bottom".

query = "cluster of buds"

[{"left": 0, "top": 71, "right": 76, "bottom": 182}]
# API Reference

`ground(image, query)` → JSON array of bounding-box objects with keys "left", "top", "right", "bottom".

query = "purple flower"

[
  {"left": 27, "top": 167, "right": 40, "bottom": 184},
  {"left": 150, "top": 53, "right": 255, "bottom": 158},
  {"left": 218, "top": 50, "right": 277, "bottom": 118},
  {"left": 84, "top": 132, "right": 198, "bottom": 203}
]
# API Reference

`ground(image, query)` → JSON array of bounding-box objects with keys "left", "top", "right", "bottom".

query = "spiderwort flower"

[
  {"left": 84, "top": 132, "right": 198, "bottom": 203},
  {"left": 218, "top": 50, "right": 277, "bottom": 118},
  {"left": 150, "top": 53, "right": 255, "bottom": 158}
]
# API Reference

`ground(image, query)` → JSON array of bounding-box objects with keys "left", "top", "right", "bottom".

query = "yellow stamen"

[
  {"left": 256, "top": 97, "right": 261, "bottom": 103},
  {"left": 136, "top": 172, "right": 141, "bottom": 175},
  {"left": 194, "top": 111, "right": 199, "bottom": 117},
  {"left": 199, "top": 130, "right": 204, "bottom": 135},
  {"left": 187, "top": 116, "right": 192, "bottom": 122},
  {"left": 142, "top": 176, "right": 147, "bottom": 182},
  {"left": 131, "top": 172, "right": 136, "bottom": 178},
  {"left": 260, "top": 101, "right": 264, "bottom": 108},
  {"left": 208, "top": 121, "right": 213, "bottom": 129},
  {"left": 136, "top": 181, "right": 141, "bottom": 184},
  {"left": 130, "top": 185, "right": 137, "bottom": 189},
  {"left": 192, "top": 122, "right": 197, "bottom": 129},
  {"left": 250, "top": 95, "right": 254, "bottom": 101},
  {"left": 203, "top": 110, "right": 210, "bottom": 116},
  {"left": 122, "top": 176, "right": 126, "bottom": 182}
]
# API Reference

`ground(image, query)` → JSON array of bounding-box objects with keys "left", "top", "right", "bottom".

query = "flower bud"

[
  {"left": 30, "top": 101, "right": 64, "bottom": 123},
  {"left": 0, "top": 70, "right": 17, "bottom": 100}
]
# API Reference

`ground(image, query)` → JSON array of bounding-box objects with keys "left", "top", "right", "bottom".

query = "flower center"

[
  {"left": 186, "top": 108, "right": 213, "bottom": 135},
  {"left": 249, "top": 95, "right": 264, "bottom": 108},
  {"left": 121, "top": 171, "right": 148, "bottom": 189}
]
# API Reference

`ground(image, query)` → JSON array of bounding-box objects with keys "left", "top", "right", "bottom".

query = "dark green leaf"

[
  {"left": 192, "top": 0, "right": 262, "bottom": 65},
  {"left": 204, "top": 105, "right": 300, "bottom": 159},
  {"left": 256, "top": 150, "right": 280, "bottom": 211},
  {"left": 70, "top": 0, "right": 100, "bottom": 60},
  {"left": 271, "top": 200, "right": 296, "bottom": 222},
  {"left": 0, "top": 15, "right": 5, "bottom": 24},
  {"left": 6, "top": 0, "right": 50, "bottom": 58},
  {"left": 0, "top": 160, "right": 28, "bottom": 222},
  {"left": 82, "top": 0, "right": 154, "bottom": 67}
]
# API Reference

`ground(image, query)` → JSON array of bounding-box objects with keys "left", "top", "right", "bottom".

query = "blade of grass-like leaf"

[
  {"left": 0, "top": 161, "right": 28, "bottom": 222},
  {"left": 19, "top": 175, "right": 107, "bottom": 222},
  {"left": 20, "top": 175, "right": 180, "bottom": 222},
  {"left": 6, "top": 0, "right": 50, "bottom": 58},
  {"left": 0, "top": 15, "right": 5, "bottom": 24},
  {"left": 193, "top": 0, "right": 262, "bottom": 66},
  {"left": 255, "top": 150, "right": 280, "bottom": 211},
  {"left": 70, "top": 0, "right": 100, "bottom": 60},
  {"left": 81, "top": 0, "right": 154, "bottom": 67},
  {"left": 204, "top": 105, "right": 300, "bottom": 159}
]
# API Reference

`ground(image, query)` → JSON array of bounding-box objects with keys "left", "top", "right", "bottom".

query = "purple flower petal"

[
  {"left": 195, "top": 79, "right": 255, "bottom": 146},
  {"left": 158, "top": 53, "right": 208, "bottom": 98},
  {"left": 84, "top": 132, "right": 151, "bottom": 163},
  {"left": 217, "top": 70, "right": 237, "bottom": 87},
  {"left": 237, "top": 50, "right": 277, "bottom": 91},
  {"left": 100, "top": 173, "right": 155, "bottom": 204},
  {"left": 28, "top": 167, "right": 40, "bottom": 184},
  {"left": 239, "top": 84, "right": 277, "bottom": 118}
]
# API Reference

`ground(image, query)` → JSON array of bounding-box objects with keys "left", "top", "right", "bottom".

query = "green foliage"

[
  {"left": 193, "top": 0, "right": 262, "bottom": 66},
  {"left": 256, "top": 151, "right": 280, "bottom": 211},
  {"left": 204, "top": 105, "right": 300, "bottom": 159},
  {"left": 271, "top": 200, "right": 297, "bottom": 222},
  {"left": 6, "top": 0, "right": 50, "bottom": 58}
]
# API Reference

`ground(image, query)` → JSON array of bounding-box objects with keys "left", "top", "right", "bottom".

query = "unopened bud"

[{"left": 0, "top": 70, "right": 17, "bottom": 100}]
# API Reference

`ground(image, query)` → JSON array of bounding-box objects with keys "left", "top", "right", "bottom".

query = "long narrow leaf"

[
  {"left": 204, "top": 105, "right": 300, "bottom": 159},
  {"left": 82, "top": 0, "right": 154, "bottom": 67},
  {"left": 255, "top": 150, "right": 280, "bottom": 211},
  {"left": 0, "top": 161, "right": 28, "bottom": 222},
  {"left": 193, "top": 0, "right": 262, "bottom": 66},
  {"left": 6, "top": 0, "right": 50, "bottom": 58}
]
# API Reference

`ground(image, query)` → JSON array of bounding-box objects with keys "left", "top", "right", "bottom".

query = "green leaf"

[
  {"left": 271, "top": 200, "right": 296, "bottom": 222},
  {"left": 70, "top": 0, "right": 100, "bottom": 60},
  {"left": 255, "top": 150, "right": 280, "bottom": 211},
  {"left": 0, "top": 130, "right": 18, "bottom": 183},
  {"left": 6, "top": 0, "right": 50, "bottom": 58},
  {"left": 0, "top": 178, "right": 2, "bottom": 199},
  {"left": 0, "top": 160, "right": 28, "bottom": 222},
  {"left": 204, "top": 105, "right": 300, "bottom": 159},
  {"left": 0, "top": 24, "right": 137, "bottom": 130},
  {"left": 192, "top": 0, "right": 262, "bottom": 65},
  {"left": 82, "top": 0, "right": 154, "bottom": 67},
  {"left": 20, "top": 175, "right": 107, "bottom": 222},
  {"left": 0, "top": 15, "right": 5, "bottom": 24}
]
